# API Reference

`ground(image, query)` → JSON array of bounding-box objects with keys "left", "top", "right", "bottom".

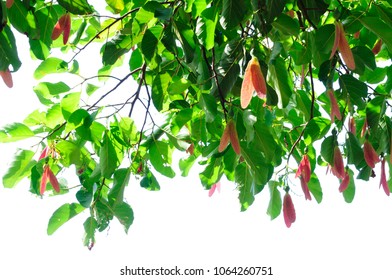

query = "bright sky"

[{"left": 1, "top": 18, "right": 392, "bottom": 280}]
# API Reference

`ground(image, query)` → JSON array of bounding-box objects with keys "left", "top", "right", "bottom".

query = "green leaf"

[
  {"left": 34, "top": 58, "right": 68, "bottom": 80},
  {"left": 252, "top": 121, "right": 282, "bottom": 165},
  {"left": 61, "top": 92, "right": 81, "bottom": 120},
  {"left": 101, "top": 34, "right": 133, "bottom": 65},
  {"left": 76, "top": 188, "right": 93, "bottom": 208},
  {"left": 56, "top": 140, "right": 82, "bottom": 167},
  {"left": 57, "top": 0, "right": 93, "bottom": 15},
  {"left": 65, "top": 109, "right": 90, "bottom": 132},
  {"left": 46, "top": 104, "right": 65, "bottom": 129},
  {"left": 267, "top": 56, "right": 293, "bottom": 108},
  {"left": 95, "top": 199, "right": 113, "bottom": 231},
  {"left": 265, "top": 0, "right": 286, "bottom": 24},
  {"left": 366, "top": 96, "right": 386, "bottom": 134},
  {"left": 199, "top": 94, "right": 217, "bottom": 123},
  {"left": 168, "top": 78, "right": 191, "bottom": 96},
  {"left": 86, "top": 83, "right": 100, "bottom": 96},
  {"left": 155, "top": 7, "right": 173, "bottom": 21},
  {"left": 0, "top": 26, "right": 21, "bottom": 72},
  {"left": 196, "top": 7, "right": 218, "bottom": 50},
  {"left": 152, "top": 72, "right": 172, "bottom": 111},
  {"left": 8, "top": 1, "right": 38, "bottom": 37},
  {"left": 113, "top": 202, "right": 134, "bottom": 233},
  {"left": 321, "top": 135, "right": 335, "bottom": 165},
  {"left": 199, "top": 157, "right": 223, "bottom": 188},
  {"left": 299, "top": 0, "right": 328, "bottom": 26},
  {"left": 149, "top": 141, "right": 176, "bottom": 178},
  {"left": 83, "top": 216, "right": 97, "bottom": 248},
  {"left": 173, "top": 20, "right": 196, "bottom": 63},
  {"left": 108, "top": 168, "right": 131, "bottom": 206},
  {"left": 220, "top": 0, "right": 247, "bottom": 30},
  {"left": 315, "top": 24, "right": 335, "bottom": 54},
  {"left": 266, "top": 181, "right": 282, "bottom": 220},
  {"left": 100, "top": 132, "right": 119, "bottom": 178},
  {"left": 240, "top": 143, "right": 274, "bottom": 185},
  {"left": 0, "top": 123, "right": 35, "bottom": 143},
  {"left": 105, "top": 0, "right": 125, "bottom": 13},
  {"left": 2, "top": 150, "right": 36, "bottom": 188},
  {"left": 140, "top": 26, "right": 163, "bottom": 62},
  {"left": 272, "top": 13, "right": 299, "bottom": 36},
  {"left": 339, "top": 74, "right": 368, "bottom": 109},
  {"left": 303, "top": 117, "right": 331, "bottom": 145},
  {"left": 359, "top": 16, "right": 392, "bottom": 53},
  {"left": 289, "top": 41, "right": 312, "bottom": 65},
  {"left": 33, "top": 81, "right": 71, "bottom": 105},
  {"left": 352, "top": 46, "right": 376, "bottom": 75},
  {"left": 235, "top": 163, "right": 265, "bottom": 212},
  {"left": 343, "top": 169, "right": 356, "bottom": 203},
  {"left": 47, "top": 203, "right": 85, "bottom": 235},
  {"left": 129, "top": 48, "right": 143, "bottom": 72},
  {"left": 140, "top": 170, "right": 161, "bottom": 190},
  {"left": 308, "top": 175, "right": 323, "bottom": 203},
  {"left": 346, "top": 132, "right": 366, "bottom": 169},
  {"left": 119, "top": 117, "right": 139, "bottom": 146}
]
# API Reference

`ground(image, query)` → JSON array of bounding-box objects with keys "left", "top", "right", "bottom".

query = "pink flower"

[
  {"left": 380, "top": 159, "right": 390, "bottom": 196},
  {"left": 326, "top": 89, "right": 342, "bottom": 123},
  {"left": 339, "top": 171, "right": 350, "bottom": 192},
  {"left": 331, "top": 146, "right": 345, "bottom": 179},
  {"left": 208, "top": 182, "right": 221, "bottom": 197},
  {"left": 363, "top": 140, "right": 380, "bottom": 169},
  {"left": 283, "top": 193, "right": 296, "bottom": 228}
]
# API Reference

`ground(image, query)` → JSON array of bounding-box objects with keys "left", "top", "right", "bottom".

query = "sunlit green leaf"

[
  {"left": 2, "top": 150, "right": 36, "bottom": 188},
  {"left": 47, "top": 203, "right": 85, "bottom": 235}
]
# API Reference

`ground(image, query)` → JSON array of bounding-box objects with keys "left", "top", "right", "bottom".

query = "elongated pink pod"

[
  {"left": 379, "top": 159, "right": 390, "bottom": 196},
  {"left": 364, "top": 141, "right": 379, "bottom": 169},
  {"left": 283, "top": 193, "right": 296, "bottom": 228},
  {"left": 332, "top": 146, "right": 345, "bottom": 179},
  {"left": 40, "top": 166, "right": 50, "bottom": 195},
  {"left": 47, "top": 167, "right": 60, "bottom": 193},
  {"left": 0, "top": 69, "right": 13, "bottom": 88},
  {"left": 339, "top": 171, "right": 350, "bottom": 192}
]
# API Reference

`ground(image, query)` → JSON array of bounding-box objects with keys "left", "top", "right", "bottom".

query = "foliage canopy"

[{"left": 1, "top": 0, "right": 392, "bottom": 248}]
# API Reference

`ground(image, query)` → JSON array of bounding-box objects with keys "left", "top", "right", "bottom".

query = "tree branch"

[
  {"left": 129, "top": 63, "right": 147, "bottom": 117},
  {"left": 87, "top": 67, "right": 142, "bottom": 110},
  {"left": 68, "top": 7, "right": 140, "bottom": 63},
  {"left": 211, "top": 47, "right": 228, "bottom": 120}
]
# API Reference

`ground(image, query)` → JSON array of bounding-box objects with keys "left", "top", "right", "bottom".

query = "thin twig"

[
  {"left": 129, "top": 63, "right": 147, "bottom": 117},
  {"left": 211, "top": 47, "right": 228, "bottom": 120},
  {"left": 87, "top": 67, "right": 142, "bottom": 110},
  {"left": 68, "top": 7, "right": 140, "bottom": 63},
  {"left": 309, "top": 62, "right": 315, "bottom": 119}
]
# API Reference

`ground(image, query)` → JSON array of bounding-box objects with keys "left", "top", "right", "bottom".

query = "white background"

[{"left": 1, "top": 14, "right": 392, "bottom": 280}]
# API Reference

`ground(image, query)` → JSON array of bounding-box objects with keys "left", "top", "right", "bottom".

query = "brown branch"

[
  {"left": 297, "top": 0, "right": 318, "bottom": 30},
  {"left": 211, "top": 47, "right": 228, "bottom": 120},
  {"left": 308, "top": 62, "right": 315, "bottom": 119},
  {"left": 128, "top": 63, "right": 147, "bottom": 117},
  {"left": 87, "top": 67, "right": 142, "bottom": 110}
]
